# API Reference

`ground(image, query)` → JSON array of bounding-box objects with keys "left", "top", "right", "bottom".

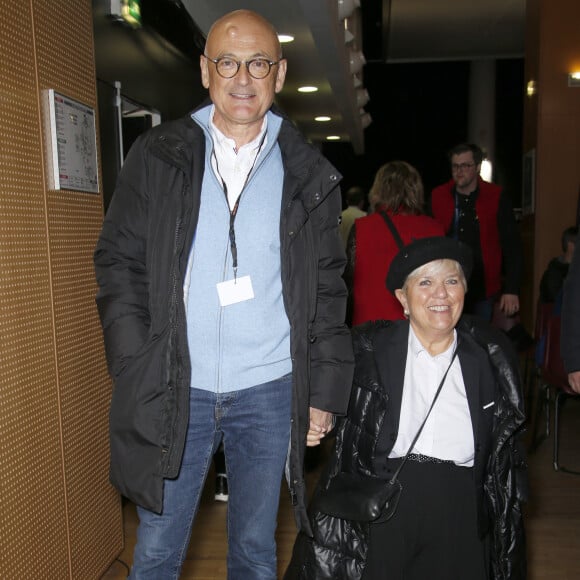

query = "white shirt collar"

[
  {"left": 208, "top": 105, "right": 267, "bottom": 154},
  {"left": 408, "top": 325, "right": 457, "bottom": 362}
]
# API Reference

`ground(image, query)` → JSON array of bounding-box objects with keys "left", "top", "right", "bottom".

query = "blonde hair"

[
  {"left": 402, "top": 259, "right": 468, "bottom": 292},
  {"left": 368, "top": 161, "right": 424, "bottom": 214}
]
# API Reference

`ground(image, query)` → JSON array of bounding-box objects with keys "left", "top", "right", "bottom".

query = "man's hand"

[
  {"left": 568, "top": 371, "right": 580, "bottom": 394},
  {"left": 499, "top": 293, "right": 519, "bottom": 316},
  {"left": 306, "top": 407, "right": 333, "bottom": 447}
]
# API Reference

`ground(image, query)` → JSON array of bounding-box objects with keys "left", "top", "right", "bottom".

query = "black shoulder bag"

[
  {"left": 378, "top": 210, "right": 405, "bottom": 250},
  {"left": 313, "top": 348, "right": 458, "bottom": 523}
]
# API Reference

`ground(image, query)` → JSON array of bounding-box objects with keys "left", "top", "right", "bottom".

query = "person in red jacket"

[
  {"left": 345, "top": 160, "right": 444, "bottom": 325},
  {"left": 430, "top": 143, "right": 523, "bottom": 321}
]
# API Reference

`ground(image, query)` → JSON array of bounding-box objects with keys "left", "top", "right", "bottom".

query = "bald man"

[{"left": 94, "top": 9, "right": 354, "bottom": 579}]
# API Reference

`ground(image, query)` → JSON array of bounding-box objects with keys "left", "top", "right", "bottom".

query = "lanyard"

[
  {"left": 212, "top": 131, "right": 266, "bottom": 279},
  {"left": 452, "top": 191, "right": 460, "bottom": 240}
]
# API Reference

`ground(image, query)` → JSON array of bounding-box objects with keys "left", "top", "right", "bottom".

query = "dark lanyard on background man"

[
  {"left": 212, "top": 131, "right": 266, "bottom": 280},
  {"left": 452, "top": 190, "right": 460, "bottom": 240}
]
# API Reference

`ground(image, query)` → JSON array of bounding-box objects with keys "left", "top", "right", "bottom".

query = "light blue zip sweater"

[{"left": 185, "top": 106, "right": 291, "bottom": 392}]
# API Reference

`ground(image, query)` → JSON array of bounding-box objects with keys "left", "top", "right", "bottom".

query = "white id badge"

[{"left": 216, "top": 275, "right": 255, "bottom": 306}]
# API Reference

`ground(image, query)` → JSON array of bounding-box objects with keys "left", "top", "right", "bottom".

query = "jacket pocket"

[{"left": 111, "top": 330, "right": 169, "bottom": 436}]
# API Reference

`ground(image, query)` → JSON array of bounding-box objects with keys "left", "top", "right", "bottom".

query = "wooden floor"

[{"left": 102, "top": 387, "right": 580, "bottom": 579}]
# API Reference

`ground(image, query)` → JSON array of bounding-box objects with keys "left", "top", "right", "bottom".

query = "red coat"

[
  {"left": 430, "top": 178, "right": 503, "bottom": 298},
  {"left": 351, "top": 208, "right": 445, "bottom": 325}
]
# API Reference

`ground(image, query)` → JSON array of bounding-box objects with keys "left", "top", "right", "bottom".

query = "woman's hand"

[
  {"left": 306, "top": 407, "right": 333, "bottom": 446},
  {"left": 568, "top": 371, "right": 580, "bottom": 394}
]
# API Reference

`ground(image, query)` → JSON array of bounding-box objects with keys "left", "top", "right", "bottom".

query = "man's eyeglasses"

[
  {"left": 451, "top": 163, "right": 475, "bottom": 172},
  {"left": 204, "top": 55, "right": 280, "bottom": 79}
]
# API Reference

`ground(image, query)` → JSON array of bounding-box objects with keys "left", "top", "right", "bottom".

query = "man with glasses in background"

[
  {"left": 94, "top": 9, "right": 353, "bottom": 579},
  {"left": 429, "top": 143, "right": 523, "bottom": 321}
]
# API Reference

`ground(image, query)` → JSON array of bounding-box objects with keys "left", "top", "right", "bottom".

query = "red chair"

[
  {"left": 534, "top": 302, "right": 555, "bottom": 357},
  {"left": 528, "top": 302, "right": 555, "bottom": 451},
  {"left": 541, "top": 315, "right": 580, "bottom": 473}
]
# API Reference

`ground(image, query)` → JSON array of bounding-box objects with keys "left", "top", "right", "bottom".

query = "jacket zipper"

[
  {"left": 212, "top": 136, "right": 276, "bottom": 393},
  {"left": 216, "top": 242, "right": 230, "bottom": 393},
  {"left": 162, "top": 214, "right": 183, "bottom": 471}
]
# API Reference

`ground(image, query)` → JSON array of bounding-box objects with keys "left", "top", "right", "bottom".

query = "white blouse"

[{"left": 389, "top": 326, "right": 475, "bottom": 467}]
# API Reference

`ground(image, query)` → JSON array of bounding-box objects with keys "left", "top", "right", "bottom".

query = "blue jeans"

[{"left": 129, "top": 374, "right": 293, "bottom": 580}]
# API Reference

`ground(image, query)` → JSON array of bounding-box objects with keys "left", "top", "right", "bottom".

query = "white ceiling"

[{"left": 181, "top": 0, "right": 526, "bottom": 155}]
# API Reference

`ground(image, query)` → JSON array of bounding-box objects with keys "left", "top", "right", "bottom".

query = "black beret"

[{"left": 386, "top": 236, "right": 473, "bottom": 293}]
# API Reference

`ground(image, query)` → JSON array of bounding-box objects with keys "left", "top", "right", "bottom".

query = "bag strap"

[
  {"left": 389, "top": 344, "right": 459, "bottom": 483},
  {"left": 379, "top": 210, "right": 405, "bottom": 250}
]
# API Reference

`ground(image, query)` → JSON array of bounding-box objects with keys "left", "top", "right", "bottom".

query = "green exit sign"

[{"left": 122, "top": 0, "right": 141, "bottom": 27}]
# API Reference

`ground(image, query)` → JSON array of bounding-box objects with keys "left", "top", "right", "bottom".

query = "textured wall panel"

[
  {"left": 0, "top": 0, "right": 69, "bottom": 578},
  {"left": 45, "top": 194, "right": 123, "bottom": 579},
  {"left": 32, "top": 0, "right": 123, "bottom": 578},
  {"left": 1, "top": 0, "right": 123, "bottom": 578}
]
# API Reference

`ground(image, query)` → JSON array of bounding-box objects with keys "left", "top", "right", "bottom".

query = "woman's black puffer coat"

[{"left": 285, "top": 316, "right": 527, "bottom": 580}]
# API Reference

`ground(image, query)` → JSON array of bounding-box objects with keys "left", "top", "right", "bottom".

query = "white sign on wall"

[{"left": 44, "top": 89, "right": 99, "bottom": 193}]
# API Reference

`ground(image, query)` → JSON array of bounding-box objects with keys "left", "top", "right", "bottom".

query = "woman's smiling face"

[{"left": 395, "top": 259, "right": 466, "bottom": 343}]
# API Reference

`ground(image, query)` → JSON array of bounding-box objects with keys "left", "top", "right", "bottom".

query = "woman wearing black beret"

[{"left": 285, "top": 236, "right": 527, "bottom": 580}]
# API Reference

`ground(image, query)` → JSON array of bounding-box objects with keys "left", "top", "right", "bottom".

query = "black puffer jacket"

[
  {"left": 286, "top": 317, "right": 527, "bottom": 579},
  {"left": 94, "top": 103, "right": 354, "bottom": 533}
]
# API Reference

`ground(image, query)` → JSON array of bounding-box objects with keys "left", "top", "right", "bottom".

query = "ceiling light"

[
  {"left": 298, "top": 86, "right": 318, "bottom": 93},
  {"left": 568, "top": 72, "right": 580, "bottom": 87},
  {"left": 480, "top": 159, "right": 493, "bottom": 182},
  {"left": 526, "top": 80, "right": 537, "bottom": 97},
  {"left": 315, "top": 116, "right": 332, "bottom": 122},
  {"left": 326, "top": 135, "right": 341, "bottom": 141},
  {"left": 337, "top": 0, "right": 360, "bottom": 20},
  {"left": 278, "top": 34, "right": 294, "bottom": 44}
]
